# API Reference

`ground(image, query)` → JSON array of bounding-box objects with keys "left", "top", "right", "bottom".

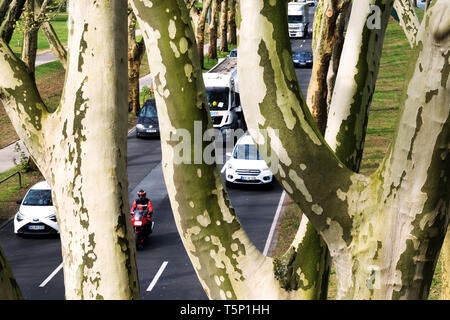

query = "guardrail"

[{"left": 0, "top": 171, "right": 22, "bottom": 189}]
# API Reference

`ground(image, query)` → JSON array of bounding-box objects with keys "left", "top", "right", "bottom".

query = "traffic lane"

[
  {"left": 0, "top": 226, "right": 64, "bottom": 299},
  {"left": 138, "top": 196, "right": 207, "bottom": 300},
  {"left": 290, "top": 37, "right": 313, "bottom": 96},
  {"left": 0, "top": 131, "right": 164, "bottom": 300},
  {"left": 226, "top": 182, "right": 283, "bottom": 253},
  {"left": 127, "top": 133, "right": 162, "bottom": 193},
  {"left": 138, "top": 170, "right": 283, "bottom": 300}
]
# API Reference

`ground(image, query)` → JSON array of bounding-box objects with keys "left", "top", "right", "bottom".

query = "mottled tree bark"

[
  {"left": 0, "top": 0, "right": 26, "bottom": 43},
  {"left": 0, "top": 0, "right": 140, "bottom": 299},
  {"left": 307, "top": 0, "right": 351, "bottom": 135},
  {"left": 208, "top": 0, "right": 220, "bottom": 60},
  {"left": 128, "top": 9, "right": 145, "bottom": 115},
  {"left": 325, "top": 0, "right": 395, "bottom": 172},
  {"left": 21, "top": 0, "right": 38, "bottom": 79},
  {"left": 393, "top": 0, "right": 420, "bottom": 47},
  {"left": 0, "top": 0, "right": 13, "bottom": 23},
  {"left": 239, "top": 0, "right": 449, "bottom": 299},
  {"left": 130, "top": 0, "right": 330, "bottom": 300},
  {"left": 219, "top": 0, "right": 228, "bottom": 53}
]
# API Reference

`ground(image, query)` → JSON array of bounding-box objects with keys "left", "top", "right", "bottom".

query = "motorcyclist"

[{"left": 131, "top": 190, "right": 154, "bottom": 217}]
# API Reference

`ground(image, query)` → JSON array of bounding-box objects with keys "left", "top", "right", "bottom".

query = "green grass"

[
  {"left": 203, "top": 44, "right": 237, "bottom": 70},
  {"left": 9, "top": 13, "right": 68, "bottom": 57},
  {"left": 271, "top": 195, "right": 302, "bottom": 258},
  {"left": 0, "top": 165, "right": 44, "bottom": 223}
]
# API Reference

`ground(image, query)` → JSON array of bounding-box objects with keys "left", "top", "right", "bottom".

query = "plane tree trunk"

[
  {"left": 208, "top": 0, "right": 220, "bottom": 60},
  {"left": 128, "top": 8, "right": 145, "bottom": 115},
  {"left": 0, "top": 0, "right": 26, "bottom": 43},
  {"left": 307, "top": 0, "right": 351, "bottom": 135},
  {"left": 0, "top": 0, "right": 140, "bottom": 299},
  {"left": 393, "top": 0, "right": 420, "bottom": 47},
  {"left": 195, "top": 0, "right": 212, "bottom": 68},
  {"left": 227, "top": 0, "right": 237, "bottom": 45},
  {"left": 239, "top": 0, "right": 450, "bottom": 299},
  {"left": 325, "top": 0, "right": 395, "bottom": 172},
  {"left": 219, "top": 0, "right": 228, "bottom": 53},
  {"left": 129, "top": 0, "right": 331, "bottom": 300}
]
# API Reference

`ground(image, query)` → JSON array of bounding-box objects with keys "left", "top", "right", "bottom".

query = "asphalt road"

[{"left": 0, "top": 9, "right": 314, "bottom": 300}]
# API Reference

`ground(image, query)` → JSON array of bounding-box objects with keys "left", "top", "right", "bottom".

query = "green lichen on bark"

[
  {"left": 273, "top": 221, "right": 329, "bottom": 297},
  {"left": 333, "top": 0, "right": 394, "bottom": 172}
]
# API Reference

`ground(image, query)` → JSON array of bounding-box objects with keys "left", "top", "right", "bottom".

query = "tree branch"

[
  {"left": 393, "top": 0, "right": 420, "bottom": 47},
  {"left": 239, "top": 0, "right": 356, "bottom": 244},
  {"left": 0, "top": 0, "right": 26, "bottom": 43},
  {"left": 0, "top": 37, "right": 50, "bottom": 172},
  {"left": 129, "top": 0, "right": 324, "bottom": 300},
  {"left": 324, "top": 0, "right": 395, "bottom": 172},
  {"left": 0, "top": 0, "right": 13, "bottom": 24}
]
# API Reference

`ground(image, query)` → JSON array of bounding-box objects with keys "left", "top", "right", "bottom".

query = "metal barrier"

[{"left": 0, "top": 171, "right": 22, "bottom": 189}]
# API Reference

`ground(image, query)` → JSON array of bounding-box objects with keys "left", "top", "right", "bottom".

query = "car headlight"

[
  {"left": 227, "top": 162, "right": 234, "bottom": 170},
  {"left": 16, "top": 212, "right": 24, "bottom": 222},
  {"left": 136, "top": 124, "right": 144, "bottom": 129},
  {"left": 46, "top": 214, "right": 57, "bottom": 222}
]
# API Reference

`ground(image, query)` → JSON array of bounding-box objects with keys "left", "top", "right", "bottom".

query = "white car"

[
  {"left": 14, "top": 181, "right": 59, "bottom": 236},
  {"left": 223, "top": 134, "right": 273, "bottom": 186}
]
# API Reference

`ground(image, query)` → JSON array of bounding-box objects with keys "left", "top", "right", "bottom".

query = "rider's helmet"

[{"left": 138, "top": 189, "right": 146, "bottom": 201}]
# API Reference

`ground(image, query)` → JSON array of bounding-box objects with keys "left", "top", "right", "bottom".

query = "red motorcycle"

[{"left": 131, "top": 204, "right": 154, "bottom": 250}]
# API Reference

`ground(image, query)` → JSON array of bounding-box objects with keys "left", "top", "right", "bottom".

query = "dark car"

[
  {"left": 292, "top": 50, "right": 313, "bottom": 68},
  {"left": 136, "top": 99, "right": 160, "bottom": 138}
]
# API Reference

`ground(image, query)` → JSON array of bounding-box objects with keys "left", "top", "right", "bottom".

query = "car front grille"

[
  {"left": 236, "top": 169, "right": 261, "bottom": 176},
  {"left": 212, "top": 116, "right": 223, "bottom": 125},
  {"left": 18, "top": 223, "right": 58, "bottom": 235}
]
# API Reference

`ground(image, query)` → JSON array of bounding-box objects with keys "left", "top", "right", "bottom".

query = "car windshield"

[
  {"left": 139, "top": 102, "right": 158, "bottom": 118},
  {"left": 288, "top": 15, "right": 303, "bottom": 23},
  {"left": 294, "top": 51, "right": 311, "bottom": 58},
  {"left": 206, "top": 88, "right": 229, "bottom": 111},
  {"left": 22, "top": 189, "right": 53, "bottom": 206},
  {"left": 229, "top": 49, "right": 237, "bottom": 58},
  {"left": 233, "top": 144, "right": 263, "bottom": 160}
]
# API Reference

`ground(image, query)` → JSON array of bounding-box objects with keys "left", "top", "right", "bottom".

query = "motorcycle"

[{"left": 131, "top": 204, "right": 154, "bottom": 250}]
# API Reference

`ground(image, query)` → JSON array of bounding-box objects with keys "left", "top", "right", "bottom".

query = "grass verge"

[{"left": 0, "top": 165, "right": 44, "bottom": 225}]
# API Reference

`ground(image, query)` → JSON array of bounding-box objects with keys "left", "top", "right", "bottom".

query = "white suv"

[
  {"left": 222, "top": 134, "right": 273, "bottom": 186},
  {"left": 14, "top": 181, "right": 59, "bottom": 236}
]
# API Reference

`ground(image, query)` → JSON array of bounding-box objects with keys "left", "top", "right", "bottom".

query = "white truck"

[
  {"left": 288, "top": 1, "right": 309, "bottom": 38},
  {"left": 202, "top": 56, "right": 246, "bottom": 143}
]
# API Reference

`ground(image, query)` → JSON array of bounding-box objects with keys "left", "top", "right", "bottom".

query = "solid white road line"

[
  {"left": 263, "top": 190, "right": 287, "bottom": 256},
  {"left": 147, "top": 261, "right": 169, "bottom": 292},
  {"left": 128, "top": 127, "right": 136, "bottom": 135},
  {"left": 39, "top": 262, "right": 63, "bottom": 287}
]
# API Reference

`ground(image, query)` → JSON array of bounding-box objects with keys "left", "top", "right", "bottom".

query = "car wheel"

[{"left": 226, "top": 180, "right": 234, "bottom": 189}]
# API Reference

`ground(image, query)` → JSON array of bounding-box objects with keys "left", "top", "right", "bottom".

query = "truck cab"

[
  {"left": 288, "top": 2, "right": 309, "bottom": 38},
  {"left": 203, "top": 57, "right": 246, "bottom": 143}
]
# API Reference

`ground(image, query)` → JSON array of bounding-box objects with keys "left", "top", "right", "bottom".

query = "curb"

[
  {"left": 0, "top": 139, "right": 20, "bottom": 150},
  {"left": 0, "top": 217, "right": 13, "bottom": 232}
]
